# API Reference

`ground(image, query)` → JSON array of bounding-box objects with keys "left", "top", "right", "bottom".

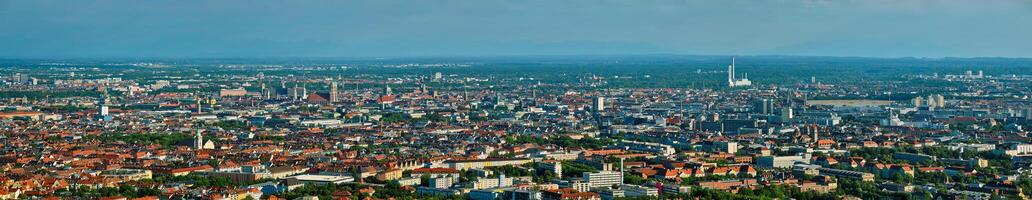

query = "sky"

[{"left": 1, "top": 0, "right": 1031, "bottom": 58}]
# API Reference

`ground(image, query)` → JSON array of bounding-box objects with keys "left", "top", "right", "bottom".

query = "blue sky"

[{"left": 1, "top": 0, "right": 1031, "bottom": 58}]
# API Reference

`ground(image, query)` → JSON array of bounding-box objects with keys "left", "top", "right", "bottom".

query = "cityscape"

[{"left": 3, "top": 1, "right": 1032, "bottom": 200}]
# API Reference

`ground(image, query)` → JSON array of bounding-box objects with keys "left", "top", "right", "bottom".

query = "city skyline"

[{"left": 2, "top": 1, "right": 1032, "bottom": 200}]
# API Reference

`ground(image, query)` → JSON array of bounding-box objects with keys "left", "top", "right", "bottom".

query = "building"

[
  {"left": 542, "top": 188, "right": 601, "bottom": 200},
  {"left": 913, "top": 96, "right": 925, "bottom": 107},
  {"left": 925, "top": 94, "right": 946, "bottom": 108},
  {"left": 944, "top": 189, "right": 992, "bottom": 200},
  {"left": 97, "top": 95, "right": 111, "bottom": 121},
  {"left": 951, "top": 144, "right": 996, "bottom": 152},
  {"left": 715, "top": 141, "right": 738, "bottom": 154},
  {"left": 99, "top": 169, "right": 153, "bottom": 181},
  {"left": 756, "top": 155, "right": 809, "bottom": 169},
  {"left": 753, "top": 99, "right": 775, "bottom": 114},
  {"left": 583, "top": 171, "right": 622, "bottom": 188},
  {"left": 727, "top": 57, "right": 752, "bottom": 87},
  {"left": 375, "top": 168, "right": 404, "bottom": 181},
  {"left": 0, "top": 111, "right": 44, "bottom": 120},
  {"left": 429, "top": 177, "right": 454, "bottom": 189},
  {"left": 998, "top": 144, "right": 1032, "bottom": 156},
  {"left": 503, "top": 190, "right": 541, "bottom": 200},
  {"left": 151, "top": 165, "right": 214, "bottom": 176},
  {"left": 619, "top": 140, "right": 675, "bottom": 156},
  {"left": 284, "top": 174, "right": 354, "bottom": 186},
  {"left": 818, "top": 168, "right": 875, "bottom": 182},
  {"left": 446, "top": 158, "right": 533, "bottom": 170},
  {"left": 539, "top": 161, "right": 563, "bottom": 177},
  {"left": 556, "top": 180, "right": 590, "bottom": 193},
  {"left": 594, "top": 96, "right": 605, "bottom": 112},
  {"left": 792, "top": 164, "right": 821, "bottom": 177},
  {"left": 595, "top": 188, "right": 624, "bottom": 200},
  {"left": 208, "top": 165, "right": 272, "bottom": 183},
  {"left": 941, "top": 158, "right": 989, "bottom": 168},
  {"left": 621, "top": 184, "right": 658, "bottom": 197},
  {"left": 397, "top": 177, "right": 421, "bottom": 186},
  {"left": 470, "top": 189, "right": 504, "bottom": 200},
  {"left": 697, "top": 179, "right": 757, "bottom": 190},
  {"left": 662, "top": 184, "right": 691, "bottom": 195},
  {"left": 194, "top": 130, "right": 215, "bottom": 150},
  {"left": 472, "top": 175, "right": 515, "bottom": 189},
  {"left": 268, "top": 166, "right": 309, "bottom": 179},
  {"left": 799, "top": 177, "right": 838, "bottom": 193},
  {"left": 893, "top": 152, "right": 937, "bottom": 163},
  {"left": 433, "top": 72, "right": 443, "bottom": 81},
  {"left": 410, "top": 168, "right": 461, "bottom": 178},
  {"left": 330, "top": 80, "right": 339, "bottom": 102},
  {"left": 219, "top": 88, "right": 248, "bottom": 97},
  {"left": 417, "top": 187, "right": 461, "bottom": 197}
]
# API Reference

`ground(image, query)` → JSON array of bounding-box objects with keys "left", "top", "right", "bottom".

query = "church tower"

[
  {"left": 194, "top": 129, "right": 204, "bottom": 150},
  {"left": 330, "top": 80, "right": 339, "bottom": 102}
]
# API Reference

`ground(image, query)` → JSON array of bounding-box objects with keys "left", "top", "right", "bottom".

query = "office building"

[
  {"left": 621, "top": 184, "right": 658, "bottom": 197},
  {"left": 756, "top": 155, "right": 810, "bottom": 169},
  {"left": 584, "top": 171, "right": 622, "bottom": 188}
]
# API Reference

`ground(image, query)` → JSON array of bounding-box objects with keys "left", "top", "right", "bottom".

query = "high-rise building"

[
  {"left": 594, "top": 96, "right": 605, "bottom": 112},
  {"left": 95, "top": 94, "right": 112, "bottom": 122},
  {"left": 99, "top": 96, "right": 109, "bottom": 116},
  {"left": 781, "top": 107, "right": 794, "bottom": 120},
  {"left": 539, "top": 161, "right": 562, "bottom": 177},
  {"left": 753, "top": 99, "right": 775, "bottom": 114},
  {"left": 935, "top": 95, "right": 945, "bottom": 108},
  {"left": 291, "top": 86, "right": 300, "bottom": 101},
  {"left": 716, "top": 141, "right": 738, "bottom": 154},
  {"left": 583, "top": 171, "right": 622, "bottom": 188},
  {"left": 913, "top": 96, "right": 924, "bottom": 107},
  {"left": 926, "top": 94, "right": 945, "bottom": 108},
  {"left": 260, "top": 83, "right": 267, "bottom": 99},
  {"left": 932, "top": 94, "right": 941, "bottom": 107},
  {"left": 809, "top": 124, "right": 819, "bottom": 143},
  {"left": 429, "top": 176, "right": 454, "bottom": 189}
]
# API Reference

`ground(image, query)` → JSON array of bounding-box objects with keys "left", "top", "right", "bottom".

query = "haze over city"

[
  {"left": 3, "top": 1, "right": 1032, "bottom": 200},
  {"left": 2, "top": 0, "right": 1032, "bottom": 58}
]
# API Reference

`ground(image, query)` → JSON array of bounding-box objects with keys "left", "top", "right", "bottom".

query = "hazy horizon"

[{"left": 3, "top": 0, "right": 1032, "bottom": 58}]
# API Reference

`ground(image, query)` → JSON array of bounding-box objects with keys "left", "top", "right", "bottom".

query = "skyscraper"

[
  {"left": 754, "top": 99, "right": 774, "bottom": 114},
  {"left": 926, "top": 95, "right": 937, "bottom": 108},
  {"left": 594, "top": 96, "right": 605, "bottom": 112},
  {"left": 935, "top": 94, "right": 945, "bottom": 108}
]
